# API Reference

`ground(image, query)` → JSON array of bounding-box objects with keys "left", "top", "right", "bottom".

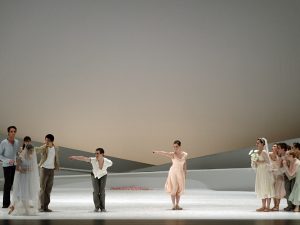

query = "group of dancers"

[
  {"left": 0, "top": 125, "right": 187, "bottom": 215},
  {"left": 252, "top": 138, "right": 300, "bottom": 212},
  {"left": 4, "top": 125, "right": 300, "bottom": 216},
  {"left": 0, "top": 126, "right": 61, "bottom": 215}
]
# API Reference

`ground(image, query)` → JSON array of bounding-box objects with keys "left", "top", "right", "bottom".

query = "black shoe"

[
  {"left": 101, "top": 209, "right": 107, "bottom": 212},
  {"left": 44, "top": 208, "right": 53, "bottom": 212},
  {"left": 94, "top": 208, "right": 99, "bottom": 212},
  {"left": 284, "top": 207, "right": 293, "bottom": 211},
  {"left": 2, "top": 205, "right": 9, "bottom": 208},
  {"left": 39, "top": 208, "right": 45, "bottom": 212}
]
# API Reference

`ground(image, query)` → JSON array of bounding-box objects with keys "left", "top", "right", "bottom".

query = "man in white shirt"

[
  {"left": 35, "top": 134, "right": 60, "bottom": 212},
  {"left": 69, "top": 148, "right": 113, "bottom": 212}
]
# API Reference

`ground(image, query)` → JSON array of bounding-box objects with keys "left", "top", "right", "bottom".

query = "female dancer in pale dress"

[
  {"left": 8, "top": 143, "right": 40, "bottom": 215},
  {"left": 153, "top": 140, "right": 187, "bottom": 210},
  {"left": 283, "top": 150, "right": 300, "bottom": 212},
  {"left": 252, "top": 138, "right": 275, "bottom": 212},
  {"left": 269, "top": 144, "right": 285, "bottom": 211}
]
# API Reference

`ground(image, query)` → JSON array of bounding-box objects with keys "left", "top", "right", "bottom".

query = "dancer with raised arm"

[
  {"left": 35, "top": 134, "right": 60, "bottom": 212},
  {"left": 153, "top": 140, "right": 187, "bottom": 210},
  {"left": 69, "top": 148, "right": 113, "bottom": 212}
]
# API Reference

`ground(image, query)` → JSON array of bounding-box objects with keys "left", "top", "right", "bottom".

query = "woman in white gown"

[
  {"left": 8, "top": 143, "right": 40, "bottom": 215},
  {"left": 252, "top": 138, "right": 275, "bottom": 212}
]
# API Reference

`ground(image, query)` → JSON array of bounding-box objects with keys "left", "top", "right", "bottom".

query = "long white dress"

[
  {"left": 10, "top": 147, "right": 40, "bottom": 215},
  {"left": 255, "top": 150, "right": 275, "bottom": 199}
]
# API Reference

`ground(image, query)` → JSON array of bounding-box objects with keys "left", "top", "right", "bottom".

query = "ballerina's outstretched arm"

[
  {"left": 153, "top": 151, "right": 174, "bottom": 158},
  {"left": 69, "top": 155, "right": 90, "bottom": 162}
]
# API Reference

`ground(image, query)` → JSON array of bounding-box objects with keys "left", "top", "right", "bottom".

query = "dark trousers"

[
  {"left": 91, "top": 174, "right": 107, "bottom": 210},
  {"left": 284, "top": 174, "right": 296, "bottom": 209},
  {"left": 2, "top": 166, "right": 16, "bottom": 207},
  {"left": 39, "top": 167, "right": 54, "bottom": 210}
]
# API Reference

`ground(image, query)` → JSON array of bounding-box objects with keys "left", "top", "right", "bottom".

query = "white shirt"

[
  {"left": 42, "top": 146, "right": 55, "bottom": 169},
  {"left": 90, "top": 157, "right": 113, "bottom": 179}
]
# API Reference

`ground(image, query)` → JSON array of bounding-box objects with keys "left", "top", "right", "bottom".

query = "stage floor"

[{"left": 1, "top": 188, "right": 300, "bottom": 220}]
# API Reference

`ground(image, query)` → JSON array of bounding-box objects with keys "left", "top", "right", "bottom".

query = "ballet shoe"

[
  {"left": 256, "top": 207, "right": 265, "bottom": 212},
  {"left": 176, "top": 205, "right": 183, "bottom": 210},
  {"left": 271, "top": 207, "right": 279, "bottom": 211},
  {"left": 284, "top": 207, "right": 293, "bottom": 211},
  {"left": 8, "top": 206, "right": 14, "bottom": 215}
]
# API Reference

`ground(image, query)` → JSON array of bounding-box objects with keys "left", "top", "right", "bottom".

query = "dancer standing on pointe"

[
  {"left": 153, "top": 140, "right": 187, "bottom": 210},
  {"left": 69, "top": 148, "right": 113, "bottom": 212}
]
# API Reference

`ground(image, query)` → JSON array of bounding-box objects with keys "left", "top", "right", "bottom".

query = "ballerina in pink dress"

[{"left": 153, "top": 140, "right": 187, "bottom": 210}]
